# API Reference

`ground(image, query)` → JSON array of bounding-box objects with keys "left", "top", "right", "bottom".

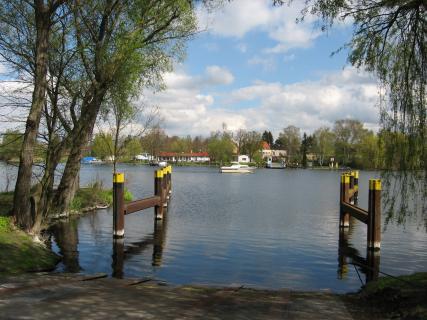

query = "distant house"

[
  {"left": 134, "top": 153, "right": 153, "bottom": 161},
  {"left": 261, "top": 141, "right": 272, "bottom": 159},
  {"left": 157, "top": 152, "right": 210, "bottom": 163},
  {"left": 261, "top": 142, "right": 287, "bottom": 160},
  {"left": 238, "top": 155, "right": 250, "bottom": 163},
  {"left": 272, "top": 149, "right": 287, "bottom": 158}
]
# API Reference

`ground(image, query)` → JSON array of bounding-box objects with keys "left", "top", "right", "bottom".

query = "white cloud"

[
  {"left": 197, "top": 0, "right": 326, "bottom": 53},
  {"left": 247, "top": 55, "right": 276, "bottom": 71},
  {"left": 205, "top": 66, "right": 234, "bottom": 85},
  {"left": 143, "top": 67, "right": 381, "bottom": 137}
]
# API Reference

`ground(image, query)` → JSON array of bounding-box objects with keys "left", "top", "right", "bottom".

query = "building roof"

[
  {"left": 158, "top": 152, "right": 209, "bottom": 157},
  {"left": 262, "top": 141, "right": 271, "bottom": 150}
]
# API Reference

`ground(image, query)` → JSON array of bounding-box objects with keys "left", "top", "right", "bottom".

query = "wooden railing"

[
  {"left": 340, "top": 171, "right": 381, "bottom": 250},
  {"left": 112, "top": 166, "right": 172, "bottom": 238}
]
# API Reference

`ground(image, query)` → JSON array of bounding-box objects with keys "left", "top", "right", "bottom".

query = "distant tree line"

[{"left": 81, "top": 118, "right": 406, "bottom": 170}]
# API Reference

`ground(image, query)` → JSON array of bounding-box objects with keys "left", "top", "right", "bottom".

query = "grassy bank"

[
  {"left": 70, "top": 182, "right": 133, "bottom": 212},
  {"left": 0, "top": 217, "right": 60, "bottom": 276},
  {"left": 348, "top": 273, "right": 427, "bottom": 319}
]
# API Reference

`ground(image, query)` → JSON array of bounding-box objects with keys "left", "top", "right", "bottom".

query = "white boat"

[{"left": 220, "top": 162, "right": 255, "bottom": 173}]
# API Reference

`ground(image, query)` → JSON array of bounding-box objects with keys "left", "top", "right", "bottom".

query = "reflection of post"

[
  {"left": 152, "top": 219, "right": 166, "bottom": 267},
  {"left": 366, "top": 250, "right": 380, "bottom": 283},
  {"left": 112, "top": 238, "right": 125, "bottom": 278},
  {"left": 337, "top": 228, "right": 349, "bottom": 279},
  {"left": 53, "top": 219, "right": 81, "bottom": 272}
]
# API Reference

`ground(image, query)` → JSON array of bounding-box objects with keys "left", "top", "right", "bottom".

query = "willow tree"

[{"left": 275, "top": 0, "right": 426, "bottom": 226}]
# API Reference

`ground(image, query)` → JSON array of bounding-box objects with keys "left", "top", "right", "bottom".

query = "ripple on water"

[{"left": 44, "top": 165, "right": 427, "bottom": 292}]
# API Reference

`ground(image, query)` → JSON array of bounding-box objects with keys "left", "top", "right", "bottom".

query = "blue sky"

[
  {"left": 0, "top": 0, "right": 381, "bottom": 138},
  {"left": 145, "top": 0, "right": 381, "bottom": 138}
]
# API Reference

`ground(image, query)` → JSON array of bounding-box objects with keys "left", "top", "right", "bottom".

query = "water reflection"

[
  {"left": 112, "top": 216, "right": 168, "bottom": 278},
  {"left": 338, "top": 219, "right": 380, "bottom": 284},
  {"left": 52, "top": 219, "right": 81, "bottom": 272}
]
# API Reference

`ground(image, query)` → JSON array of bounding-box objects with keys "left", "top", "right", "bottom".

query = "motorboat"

[
  {"left": 220, "top": 162, "right": 255, "bottom": 173},
  {"left": 266, "top": 157, "right": 286, "bottom": 169}
]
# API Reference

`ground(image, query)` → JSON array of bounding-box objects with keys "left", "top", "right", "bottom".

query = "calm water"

[{"left": 1, "top": 163, "right": 426, "bottom": 292}]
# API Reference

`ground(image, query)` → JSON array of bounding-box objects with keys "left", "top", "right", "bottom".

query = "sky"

[
  {"left": 0, "top": 0, "right": 382, "bottom": 139},
  {"left": 144, "top": 0, "right": 381, "bottom": 138}
]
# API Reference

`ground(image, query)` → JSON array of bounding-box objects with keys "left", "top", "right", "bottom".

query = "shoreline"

[{"left": 0, "top": 272, "right": 425, "bottom": 319}]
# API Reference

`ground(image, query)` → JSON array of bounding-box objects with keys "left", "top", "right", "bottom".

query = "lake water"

[{"left": 1, "top": 163, "right": 426, "bottom": 292}]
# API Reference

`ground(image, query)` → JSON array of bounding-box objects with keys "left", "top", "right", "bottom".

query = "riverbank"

[
  {"left": 1, "top": 272, "right": 425, "bottom": 319},
  {"left": 0, "top": 217, "right": 60, "bottom": 276},
  {"left": 0, "top": 184, "right": 132, "bottom": 276}
]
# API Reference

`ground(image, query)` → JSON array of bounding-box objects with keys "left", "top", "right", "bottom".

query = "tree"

[
  {"left": 0, "top": 0, "right": 67, "bottom": 231},
  {"left": 261, "top": 130, "right": 273, "bottom": 147},
  {"left": 356, "top": 131, "right": 383, "bottom": 169},
  {"left": 52, "top": 0, "right": 197, "bottom": 213},
  {"left": 124, "top": 137, "right": 143, "bottom": 160},
  {"left": 141, "top": 126, "right": 167, "bottom": 158},
  {"left": 91, "top": 134, "right": 113, "bottom": 160},
  {"left": 333, "top": 119, "right": 368, "bottom": 166},
  {"left": 276, "top": 0, "right": 426, "bottom": 226},
  {"left": 300, "top": 132, "right": 314, "bottom": 168},
  {"left": 277, "top": 125, "right": 301, "bottom": 164},
  {"left": 233, "top": 129, "right": 246, "bottom": 155},
  {"left": 207, "top": 132, "right": 234, "bottom": 163},
  {"left": 313, "top": 127, "right": 335, "bottom": 166},
  {"left": 241, "top": 131, "right": 262, "bottom": 162}
]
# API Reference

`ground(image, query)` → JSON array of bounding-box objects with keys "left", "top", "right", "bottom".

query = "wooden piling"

[
  {"left": 349, "top": 172, "right": 355, "bottom": 204},
  {"left": 168, "top": 165, "right": 172, "bottom": 195},
  {"left": 154, "top": 169, "right": 164, "bottom": 220},
  {"left": 367, "top": 179, "right": 381, "bottom": 250},
  {"left": 353, "top": 171, "right": 359, "bottom": 205},
  {"left": 113, "top": 173, "right": 125, "bottom": 238},
  {"left": 162, "top": 168, "right": 168, "bottom": 208},
  {"left": 340, "top": 174, "right": 350, "bottom": 227}
]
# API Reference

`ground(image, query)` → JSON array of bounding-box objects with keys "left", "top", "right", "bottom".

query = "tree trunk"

[
  {"left": 12, "top": 4, "right": 50, "bottom": 231},
  {"left": 52, "top": 88, "right": 107, "bottom": 214},
  {"left": 32, "top": 140, "right": 65, "bottom": 233}
]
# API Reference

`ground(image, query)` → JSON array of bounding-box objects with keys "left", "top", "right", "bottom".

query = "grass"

[
  {"left": 0, "top": 217, "right": 60, "bottom": 275},
  {"left": 70, "top": 181, "right": 133, "bottom": 212},
  {"left": 350, "top": 273, "right": 427, "bottom": 319}
]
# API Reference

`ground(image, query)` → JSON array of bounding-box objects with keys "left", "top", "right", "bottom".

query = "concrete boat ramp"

[{"left": 0, "top": 273, "right": 383, "bottom": 319}]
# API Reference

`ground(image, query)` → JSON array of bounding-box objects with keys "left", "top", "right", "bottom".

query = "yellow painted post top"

[
  {"left": 113, "top": 173, "right": 125, "bottom": 183},
  {"left": 341, "top": 174, "right": 350, "bottom": 184},
  {"left": 369, "top": 179, "right": 381, "bottom": 190},
  {"left": 155, "top": 169, "right": 164, "bottom": 178},
  {"left": 354, "top": 170, "right": 359, "bottom": 179}
]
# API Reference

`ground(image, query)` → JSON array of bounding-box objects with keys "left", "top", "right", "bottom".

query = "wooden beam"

[
  {"left": 124, "top": 196, "right": 161, "bottom": 215},
  {"left": 341, "top": 202, "right": 368, "bottom": 224}
]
